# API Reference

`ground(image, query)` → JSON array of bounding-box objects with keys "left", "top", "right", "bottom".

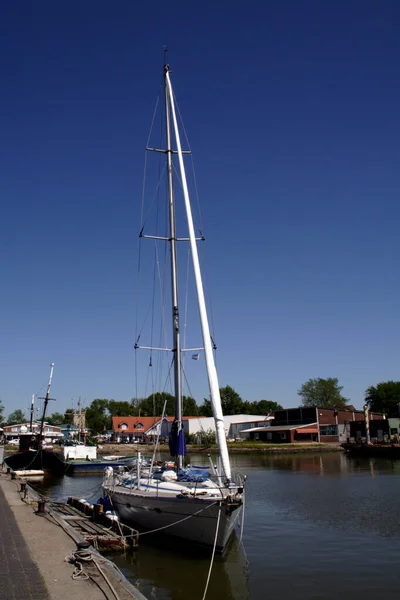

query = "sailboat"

[{"left": 102, "top": 64, "right": 245, "bottom": 552}]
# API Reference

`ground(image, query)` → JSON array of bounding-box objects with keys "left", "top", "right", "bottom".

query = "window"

[
  {"left": 267, "top": 432, "right": 272, "bottom": 440},
  {"left": 319, "top": 425, "right": 338, "bottom": 436},
  {"left": 135, "top": 422, "right": 143, "bottom": 430},
  {"left": 119, "top": 423, "right": 128, "bottom": 430},
  {"left": 280, "top": 432, "right": 287, "bottom": 440}
]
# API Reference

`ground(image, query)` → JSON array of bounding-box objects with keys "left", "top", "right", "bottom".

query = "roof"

[
  {"left": 2, "top": 422, "right": 61, "bottom": 431},
  {"left": 232, "top": 416, "right": 274, "bottom": 425},
  {"left": 112, "top": 416, "right": 164, "bottom": 433},
  {"left": 278, "top": 407, "right": 384, "bottom": 416},
  {"left": 241, "top": 423, "right": 318, "bottom": 433},
  {"left": 296, "top": 427, "right": 319, "bottom": 434}
]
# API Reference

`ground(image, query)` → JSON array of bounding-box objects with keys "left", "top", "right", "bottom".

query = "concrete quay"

[{"left": 0, "top": 469, "right": 146, "bottom": 600}]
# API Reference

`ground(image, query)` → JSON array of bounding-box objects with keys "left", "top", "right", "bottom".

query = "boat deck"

[{"left": 49, "top": 498, "right": 139, "bottom": 551}]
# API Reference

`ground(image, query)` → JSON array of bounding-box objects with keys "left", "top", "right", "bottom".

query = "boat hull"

[
  {"left": 4, "top": 450, "right": 132, "bottom": 475},
  {"left": 104, "top": 487, "right": 241, "bottom": 552},
  {"left": 5, "top": 450, "right": 66, "bottom": 475},
  {"left": 64, "top": 460, "right": 129, "bottom": 475},
  {"left": 342, "top": 443, "right": 400, "bottom": 458}
]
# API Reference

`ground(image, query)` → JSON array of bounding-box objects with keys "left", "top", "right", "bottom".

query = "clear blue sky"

[{"left": 1, "top": 0, "right": 399, "bottom": 418}]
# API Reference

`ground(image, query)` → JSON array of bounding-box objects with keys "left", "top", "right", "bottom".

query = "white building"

[
  {"left": 184, "top": 414, "right": 274, "bottom": 440},
  {"left": 2, "top": 422, "right": 63, "bottom": 441}
]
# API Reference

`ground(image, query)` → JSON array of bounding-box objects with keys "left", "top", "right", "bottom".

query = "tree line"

[
  {"left": 298, "top": 377, "right": 400, "bottom": 417},
  {"left": 2, "top": 378, "right": 400, "bottom": 433},
  {"left": 71, "top": 389, "right": 283, "bottom": 434}
]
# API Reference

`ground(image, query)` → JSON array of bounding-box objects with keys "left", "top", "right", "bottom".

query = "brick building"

[{"left": 242, "top": 407, "right": 384, "bottom": 444}]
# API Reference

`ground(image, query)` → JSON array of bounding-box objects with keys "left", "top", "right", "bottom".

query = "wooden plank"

[{"left": 74, "top": 520, "right": 114, "bottom": 536}]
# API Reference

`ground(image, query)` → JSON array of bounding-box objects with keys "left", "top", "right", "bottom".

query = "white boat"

[{"left": 103, "top": 63, "right": 245, "bottom": 553}]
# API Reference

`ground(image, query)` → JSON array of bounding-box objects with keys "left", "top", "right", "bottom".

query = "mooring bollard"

[
  {"left": 93, "top": 503, "right": 104, "bottom": 522},
  {"left": 11, "top": 471, "right": 16, "bottom": 480},
  {"left": 37, "top": 500, "right": 46, "bottom": 514},
  {"left": 6, "top": 467, "right": 10, "bottom": 475},
  {"left": 77, "top": 540, "right": 91, "bottom": 551},
  {"left": 20, "top": 482, "right": 27, "bottom": 493}
]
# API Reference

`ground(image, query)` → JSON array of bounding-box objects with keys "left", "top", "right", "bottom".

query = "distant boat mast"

[
  {"left": 38, "top": 363, "right": 55, "bottom": 448},
  {"left": 29, "top": 394, "right": 35, "bottom": 432}
]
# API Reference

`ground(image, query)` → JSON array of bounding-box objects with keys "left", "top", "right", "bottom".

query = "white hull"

[{"left": 104, "top": 485, "right": 242, "bottom": 552}]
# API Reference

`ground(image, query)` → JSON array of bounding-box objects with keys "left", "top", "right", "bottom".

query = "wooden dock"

[{"left": 48, "top": 498, "right": 139, "bottom": 551}]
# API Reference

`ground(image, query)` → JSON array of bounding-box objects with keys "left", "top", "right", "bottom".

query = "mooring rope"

[
  {"left": 65, "top": 548, "right": 121, "bottom": 600},
  {"left": 201, "top": 503, "right": 222, "bottom": 600}
]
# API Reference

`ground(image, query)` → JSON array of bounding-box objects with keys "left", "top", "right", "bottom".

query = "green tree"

[
  {"left": 138, "top": 392, "right": 175, "bottom": 416},
  {"left": 0, "top": 401, "right": 4, "bottom": 424},
  {"left": 85, "top": 399, "right": 111, "bottom": 434},
  {"left": 365, "top": 381, "right": 400, "bottom": 416},
  {"left": 253, "top": 400, "right": 283, "bottom": 414},
  {"left": 198, "top": 398, "right": 213, "bottom": 417},
  {"left": 64, "top": 408, "right": 74, "bottom": 424},
  {"left": 7, "top": 409, "right": 26, "bottom": 425},
  {"left": 199, "top": 386, "right": 244, "bottom": 416},
  {"left": 46, "top": 412, "right": 65, "bottom": 425},
  {"left": 108, "top": 400, "right": 137, "bottom": 417},
  {"left": 298, "top": 378, "right": 348, "bottom": 409},
  {"left": 220, "top": 385, "right": 243, "bottom": 415},
  {"left": 182, "top": 395, "right": 198, "bottom": 416}
]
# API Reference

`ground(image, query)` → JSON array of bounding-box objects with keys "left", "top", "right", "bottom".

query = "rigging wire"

[
  {"left": 173, "top": 94, "right": 219, "bottom": 364},
  {"left": 137, "top": 71, "right": 167, "bottom": 404},
  {"left": 135, "top": 90, "right": 161, "bottom": 403},
  {"left": 173, "top": 90, "right": 205, "bottom": 234},
  {"left": 154, "top": 236, "right": 169, "bottom": 395},
  {"left": 181, "top": 247, "right": 191, "bottom": 392},
  {"left": 147, "top": 89, "right": 164, "bottom": 379},
  {"left": 139, "top": 95, "right": 160, "bottom": 232}
]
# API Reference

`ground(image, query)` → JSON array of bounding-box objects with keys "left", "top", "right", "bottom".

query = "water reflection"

[
  {"left": 228, "top": 450, "right": 400, "bottom": 479},
  {"left": 110, "top": 535, "right": 249, "bottom": 600}
]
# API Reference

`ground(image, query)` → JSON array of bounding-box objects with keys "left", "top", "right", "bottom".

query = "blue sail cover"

[
  {"left": 169, "top": 420, "right": 187, "bottom": 457},
  {"left": 178, "top": 467, "right": 210, "bottom": 482}
]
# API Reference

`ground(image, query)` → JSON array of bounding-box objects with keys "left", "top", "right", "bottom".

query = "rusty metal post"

[{"left": 93, "top": 503, "right": 104, "bottom": 522}]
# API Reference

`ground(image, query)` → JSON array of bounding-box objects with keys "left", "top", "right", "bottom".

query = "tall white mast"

[{"left": 165, "top": 66, "right": 231, "bottom": 481}]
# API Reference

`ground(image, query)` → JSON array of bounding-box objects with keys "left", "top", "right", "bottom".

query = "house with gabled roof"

[{"left": 111, "top": 416, "right": 173, "bottom": 442}]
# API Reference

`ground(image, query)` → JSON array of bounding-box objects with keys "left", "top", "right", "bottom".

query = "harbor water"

[{"left": 30, "top": 452, "right": 400, "bottom": 599}]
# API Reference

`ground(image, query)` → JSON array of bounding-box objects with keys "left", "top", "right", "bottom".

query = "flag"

[{"left": 192, "top": 353, "right": 200, "bottom": 360}]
